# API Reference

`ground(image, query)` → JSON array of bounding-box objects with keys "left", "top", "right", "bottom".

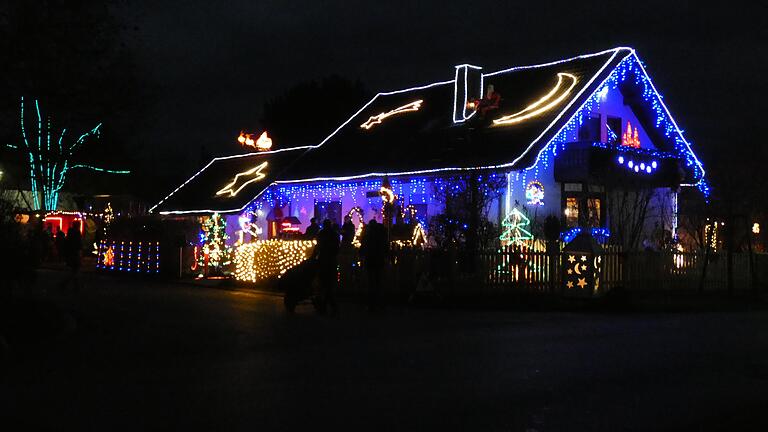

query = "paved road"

[{"left": 2, "top": 270, "right": 768, "bottom": 431}]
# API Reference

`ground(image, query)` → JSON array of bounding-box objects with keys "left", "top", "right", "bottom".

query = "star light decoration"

[
  {"left": 360, "top": 100, "right": 423, "bottom": 130},
  {"left": 216, "top": 161, "right": 268, "bottom": 197}
]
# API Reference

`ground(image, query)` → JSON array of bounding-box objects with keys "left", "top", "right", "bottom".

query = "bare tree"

[{"left": 428, "top": 171, "right": 505, "bottom": 253}]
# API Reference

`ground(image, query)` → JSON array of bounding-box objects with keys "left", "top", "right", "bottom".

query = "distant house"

[{"left": 151, "top": 47, "right": 706, "bottom": 247}]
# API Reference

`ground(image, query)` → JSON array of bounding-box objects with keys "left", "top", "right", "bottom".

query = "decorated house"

[{"left": 150, "top": 47, "right": 707, "bottom": 279}]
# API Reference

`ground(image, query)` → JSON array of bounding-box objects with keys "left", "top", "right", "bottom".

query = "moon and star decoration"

[{"left": 562, "top": 231, "right": 605, "bottom": 298}]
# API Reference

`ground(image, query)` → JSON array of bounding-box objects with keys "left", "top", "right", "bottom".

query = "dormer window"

[
  {"left": 578, "top": 114, "right": 601, "bottom": 141},
  {"left": 606, "top": 116, "right": 622, "bottom": 144}
]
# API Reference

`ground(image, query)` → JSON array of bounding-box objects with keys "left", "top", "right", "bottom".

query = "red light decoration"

[
  {"left": 238, "top": 131, "right": 273, "bottom": 151},
  {"left": 622, "top": 121, "right": 641, "bottom": 148},
  {"left": 280, "top": 220, "right": 301, "bottom": 233}
]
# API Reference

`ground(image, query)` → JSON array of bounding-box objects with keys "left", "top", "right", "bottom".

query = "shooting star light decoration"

[
  {"left": 360, "top": 100, "right": 423, "bottom": 130},
  {"left": 216, "top": 161, "right": 269, "bottom": 198}
]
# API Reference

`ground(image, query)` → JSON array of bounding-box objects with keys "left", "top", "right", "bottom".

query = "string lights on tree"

[{"left": 12, "top": 97, "right": 130, "bottom": 211}]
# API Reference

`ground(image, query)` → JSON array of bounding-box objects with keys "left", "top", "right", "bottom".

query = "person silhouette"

[
  {"left": 341, "top": 215, "right": 355, "bottom": 247},
  {"left": 61, "top": 222, "right": 82, "bottom": 291},
  {"left": 315, "top": 219, "right": 340, "bottom": 315},
  {"left": 304, "top": 217, "right": 320, "bottom": 239},
  {"left": 361, "top": 219, "right": 388, "bottom": 311}
]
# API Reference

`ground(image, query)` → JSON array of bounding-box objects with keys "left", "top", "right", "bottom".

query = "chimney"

[{"left": 453, "top": 64, "right": 483, "bottom": 123}]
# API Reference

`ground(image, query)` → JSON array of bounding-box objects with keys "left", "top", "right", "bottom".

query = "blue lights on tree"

[{"left": 15, "top": 97, "right": 129, "bottom": 211}]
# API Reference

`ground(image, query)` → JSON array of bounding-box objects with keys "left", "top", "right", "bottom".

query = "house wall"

[
  {"left": 226, "top": 177, "right": 437, "bottom": 245},
  {"left": 497, "top": 83, "right": 673, "bottom": 243}
]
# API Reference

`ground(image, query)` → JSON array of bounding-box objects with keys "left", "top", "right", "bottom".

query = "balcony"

[{"left": 554, "top": 141, "right": 684, "bottom": 187}]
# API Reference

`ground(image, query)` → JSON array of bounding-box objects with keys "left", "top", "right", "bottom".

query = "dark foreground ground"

[{"left": 1, "top": 270, "right": 768, "bottom": 431}]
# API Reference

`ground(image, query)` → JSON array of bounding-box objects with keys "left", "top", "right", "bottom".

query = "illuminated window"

[{"left": 565, "top": 197, "right": 579, "bottom": 228}]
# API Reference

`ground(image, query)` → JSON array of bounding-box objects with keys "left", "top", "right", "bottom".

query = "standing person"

[
  {"left": 55, "top": 229, "right": 67, "bottom": 262},
  {"left": 61, "top": 222, "right": 82, "bottom": 291},
  {"left": 338, "top": 215, "right": 356, "bottom": 292},
  {"left": 304, "top": 217, "right": 320, "bottom": 239},
  {"left": 361, "top": 219, "right": 388, "bottom": 311},
  {"left": 315, "top": 219, "right": 339, "bottom": 315},
  {"left": 341, "top": 215, "right": 355, "bottom": 247}
]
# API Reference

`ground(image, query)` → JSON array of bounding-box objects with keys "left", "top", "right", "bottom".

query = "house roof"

[
  {"left": 151, "top": 47, "right": 705, "bottom": 215},
  {"left": 150, "top": 147, "right": 310, "bottom": 214}
]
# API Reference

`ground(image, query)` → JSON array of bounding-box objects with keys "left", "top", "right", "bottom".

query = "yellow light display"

[
  {"left": 360, "top": 100, "right": 423, "bottom": 130},
  {"left": 347, "top": 206, "right": 365, "bottom": 247},
  {"left": 380, "top": 185, "right": 396, "bottom": 203},
  {"left": 216, "top": 161, "right": 269, "bottom": 197},
  {"left": 233, "top": 239, "right": 316, "bottom": 283},
  {"left": 492, "top": 73, "right": 578, "bottom": 126}
]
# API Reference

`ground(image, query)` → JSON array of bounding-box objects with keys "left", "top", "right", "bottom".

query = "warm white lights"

[
  {"left": 493, "top": 73, "right": 578, "bottom": 126},
  {"left": 360, "top": 100, "right": 423, "bottom": 130},
  {"left": 233, "top": 240, "right": 316, "bottom": 282},
  {"left": 216, "top": 161, "right": 269, "bottom": 197}
]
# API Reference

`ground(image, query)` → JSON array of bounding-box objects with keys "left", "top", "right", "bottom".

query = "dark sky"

[{"left": 119, "top": 0, "right": 765, "bottom": 194}]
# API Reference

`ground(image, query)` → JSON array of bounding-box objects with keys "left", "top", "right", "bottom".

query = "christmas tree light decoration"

[
  {"left": 197, "top": 213, "right": 230, "bottom": 275},
  {"left": 525, "top": 180, "right": 545, "bottom": 206},
  {"left": 360, "top": 100, "right": 423, "bottom": 130},
  {"left": 493, "top": 73, "right": 578, "bottom": 126},
  {"left": 411, "top": 223, "right": 427, "bottom": 246},
  {"left": 622, "top": 121, "right": 641, "bottom": 147},
  {"left": 500, "top": 208, "right": 533, "bottom": 246},
  {"left": 216, "top": 161, "right": 269, "bottom": 197},
  {"left": 103, "top": 246, "right": 115, "bottom": 266}
]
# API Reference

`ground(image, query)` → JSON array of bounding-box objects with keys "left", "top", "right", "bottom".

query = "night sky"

[{"left": 109, "top": 1, "right": 765, "bottom": 197}]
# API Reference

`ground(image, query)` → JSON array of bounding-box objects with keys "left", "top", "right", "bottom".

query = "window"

[
  {"left": 587, "top": 198, "right": 601, "bottom": 227},
  {"left": 565, "top": 197, "right": 579, "bottom": 228},
  {"left": 606, "top": 116, "right": 622, "bottom": 144},
  {"left": 314, "top": 201, "right": 342, "bottom": 227},
  {"left": 564, "top": 183, "right": 583, "bottom": 192},
  {"left": 578, "top": 114, "right": 601, "bottom": 141}
]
